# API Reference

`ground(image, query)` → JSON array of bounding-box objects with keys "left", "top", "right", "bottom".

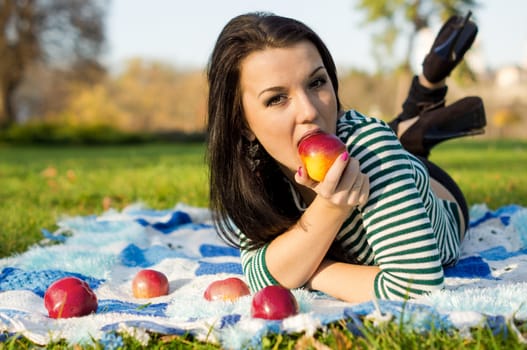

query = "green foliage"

[
  {"left": 0, "top": 0, "right": 107, "bottom": 127},
  {"left": 0, "top": 122, "right": 153, "bottom": 145},
  {"left": 11, "top": 58, "right": 207, "bottom": 137},
  {"left": 38, "top": 59, "right": 208, "bottom": 134}
]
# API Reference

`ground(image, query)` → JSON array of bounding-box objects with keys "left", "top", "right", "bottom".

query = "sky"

[{"left": 105, "top": 0, "right": 527, "bottom": 74}]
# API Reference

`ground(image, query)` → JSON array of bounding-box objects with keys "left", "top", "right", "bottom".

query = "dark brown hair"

[{"left": 206, "top": 12, "right": 341, "bottom": 249}]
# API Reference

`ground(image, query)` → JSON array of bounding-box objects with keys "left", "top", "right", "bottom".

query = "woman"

[{"left": 206, "top": 12, "right": 485, "bottom": 302}]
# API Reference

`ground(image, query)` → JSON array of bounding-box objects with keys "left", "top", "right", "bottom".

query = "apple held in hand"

[
  {"left": 44, "top": 276, "right": 98, "bottom": 319},
  {"left": 132, "top": 269, "right": 169, "bottom": 298},
  {"left": 204, "top": 277, "right": 251, "bottom": 302},
  {"left": 251, "top": 285, "right": 299, "bottom": 320},
  {"left": 298, "top": 131, "right": 347, "bottom": 182}
]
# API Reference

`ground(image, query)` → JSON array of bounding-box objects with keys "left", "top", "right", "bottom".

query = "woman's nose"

[{"left": 296, "top": 92, "right": 317, "bottom": 123}]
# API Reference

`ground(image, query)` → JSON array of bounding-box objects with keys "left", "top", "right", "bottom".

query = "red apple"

[
  {"left": 203, "top": 277, "right": 251, "bottom": 302},
  {"left": 44, "top": 276, "right": 98, "bottom": 319},
  {"left": 132, "top": 269, "right": 169, "bottom": 298},
  {"left": 251, "top": 285, "right": 299, "bottom": 320},
  {"left": 298, "top": 131, "right": 347, "bottom": 182}
]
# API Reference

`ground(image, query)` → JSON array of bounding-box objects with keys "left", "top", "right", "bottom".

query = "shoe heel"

[
  {"left": 423, "top": 97, "right": 486, "bottom": 149},
  {"left": 424, "top": 128, "right": 485, "bottom": 149},
  {"left": 423, "top": 12, "right": 478, "bottom": 83},
  {"left": 398, "top": 96, "right": 487, "bottom": 157},
  {"left": 434, "top": 11, "right": 476, "bottom": 62}
]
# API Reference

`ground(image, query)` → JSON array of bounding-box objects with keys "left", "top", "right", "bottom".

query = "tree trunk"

[{"left": 0, "top": 81, "right": 17, "bottom": 129}]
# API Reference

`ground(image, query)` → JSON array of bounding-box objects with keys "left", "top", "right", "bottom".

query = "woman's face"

[{"left": 240, "top": 40, "right": 339, "bottom": 176}]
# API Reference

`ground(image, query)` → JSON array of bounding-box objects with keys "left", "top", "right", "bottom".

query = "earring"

[{"left": 247, "top": 140, "right": 261, "bottom": 172}]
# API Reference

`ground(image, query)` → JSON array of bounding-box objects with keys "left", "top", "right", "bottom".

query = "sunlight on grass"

[
  {"left": 1, "top": 139, "right": 527, "bottom": 348},
  {"left": 430, "top": 139, "right": 527, "bottom": 208},
  {"left": 0, "top": 143, "right": 208, "bottom": 257},
  {"left": 1, "top": 139, "right": 526, "bottom": 257}
]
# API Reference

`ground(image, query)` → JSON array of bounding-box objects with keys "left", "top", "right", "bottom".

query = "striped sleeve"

[
  {"left": 338, "top": 111, "right": 445, "bottom": 300},
  {"left": 410, "top": 153, "right": 461, "bottom": 267},
  {"left": 237, "top": 110, "right": 458, "bottom": 300},
  {"left": 239, "top": 238, "right": 280, "bottom": 292}
]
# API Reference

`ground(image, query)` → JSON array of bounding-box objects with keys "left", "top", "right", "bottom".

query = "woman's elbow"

[
  {"left": 410, "top": 272, "right": 445, "bottom": 297},
  {"left": 378, "top": 271, "right": 445, "bottom": 300}
]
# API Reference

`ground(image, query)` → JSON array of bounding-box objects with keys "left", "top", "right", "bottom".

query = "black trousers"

[
  {"left": 398, "top": 76, "right": 469, "bottom": 228},
  {"left": 417, "top": 156, "right": 469, "bottom": 229}
]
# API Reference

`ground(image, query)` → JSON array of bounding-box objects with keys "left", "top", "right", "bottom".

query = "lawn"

[
  {"left": 1, "top": 139, "right": 526, "bottom": 258},
  {"left": 0, "top": 142, "right": 208, "bottom": 257},
  {"left": 1, "top": 139, "right": 527, "bottom": 348},
  {"left": 429, "top": 139, "right": 527, "bottom": 208}
]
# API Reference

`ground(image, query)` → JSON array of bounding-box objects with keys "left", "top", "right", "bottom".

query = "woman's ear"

[{"left": 242, "top": 129, "right": 256, "bottom": 142}]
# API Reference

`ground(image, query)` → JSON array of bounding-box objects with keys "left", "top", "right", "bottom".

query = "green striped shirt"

[{"left": 240, "top": 110, "right": 462, "bottom": 300}]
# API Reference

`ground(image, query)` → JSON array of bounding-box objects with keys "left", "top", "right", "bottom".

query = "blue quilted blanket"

[{"left": 1, "top": 203, "right": 527, "bottom": 348}]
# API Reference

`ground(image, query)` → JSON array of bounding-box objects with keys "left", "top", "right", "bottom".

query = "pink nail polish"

[
  {"left": 297, "top": 166, "right": 303, "bottom": 177},
  {"left": 341, "top": 152, "right": 349, "bottom": 161}
]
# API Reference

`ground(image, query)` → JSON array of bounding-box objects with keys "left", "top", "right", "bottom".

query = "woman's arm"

[
  {"left": 241, "top": 153, "right": 369, "bottom": 291},
  {"left": 264, "top": 195, "right": 353, "bottom": 289},
  {"left": 307, "top": 259, "right": 380, "bottom": 303},
  {"left": 338, "top": 111, "right": 445, "bottom": 300},
  {"left": 243, "top": 113, "right": 447, "bottom": 300},
  {"left": 266, "top": 153, "right": 369, "bottom": 289}
]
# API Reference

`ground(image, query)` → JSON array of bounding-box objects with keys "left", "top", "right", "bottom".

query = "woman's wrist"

[
  {"left": 418, "top": 74, "right": 446, "bottom": 90},
  {"left": 307, "top": 194, "right": 352, "bottom": 224}
]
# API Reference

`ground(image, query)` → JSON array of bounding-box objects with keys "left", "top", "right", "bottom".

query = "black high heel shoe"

[
  {"left": 390, "top": 96, "right": 486, "bottom": 158},
  {"left": 423, "top": 11, "right": 478, "bottom": 83}
]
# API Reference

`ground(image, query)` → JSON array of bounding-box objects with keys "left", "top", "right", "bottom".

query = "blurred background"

[{"left": 1, "top": 0, "right": 526, "bottom": 144}]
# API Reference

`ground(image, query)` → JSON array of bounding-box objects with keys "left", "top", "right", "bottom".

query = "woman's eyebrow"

[{"left": 257, "top": 66, "right": 326, "bottom": 98}]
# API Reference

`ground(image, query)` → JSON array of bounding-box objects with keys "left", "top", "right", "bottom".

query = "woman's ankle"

[
  {"left": 418, "top": 75, "right": 446, "bottom": 90},
  {"left": 395, "top": 76, "right": 448, "bottom": 121}
]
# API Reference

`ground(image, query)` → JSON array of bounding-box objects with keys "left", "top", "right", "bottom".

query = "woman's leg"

[
  {"left": 389, "top": 12, "right": 486, "bottom": 158},
  {"left": 391, "top": 75, "right": 447, "bottom": 138},
  {"left": 418, "top": 156, "right": 468, "bottom": 241},
  {"left": 422, "top": 11, "right": 478, "bottom": 84}
]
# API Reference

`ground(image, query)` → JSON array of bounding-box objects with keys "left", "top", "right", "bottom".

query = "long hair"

[{"left": 206, "top": 12, "right": 341, "bottom": 249}]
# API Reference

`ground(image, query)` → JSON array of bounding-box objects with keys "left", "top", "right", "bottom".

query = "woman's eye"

[
  {"left": 310, "top": 77, "right": 327, "bottom": 89},
  {"left": 266, "top": 94, "right": 287, "bottom": 106}
]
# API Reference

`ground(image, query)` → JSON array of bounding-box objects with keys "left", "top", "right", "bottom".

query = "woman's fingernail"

[
  {"left": 297, "top": 166, "right": 303, "bottom": 177},
  {"left": 341, "top": 152, "right": 349, "bottom": 161}
]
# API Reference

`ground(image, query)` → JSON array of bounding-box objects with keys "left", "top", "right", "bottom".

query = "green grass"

[
  {"left": 2, "top": 314, "right": 527, "bottom": 349},
  {"left": 1, "top": 139, "right": 527, "bottom": 348},
  {"left": 1, "top": 139, "right": 525, "bottom": 258},
  {"left": 429, "top": 138, "right": 527, "bottom": 208},
  {"left": 0, "top": 143, "right": 208, "bottom": 257}
]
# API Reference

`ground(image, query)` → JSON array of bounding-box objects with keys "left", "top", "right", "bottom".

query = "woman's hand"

[
  {"left": 265, "top": 151, "right": 369, "bottom": 289},
  {"left": 295, "top": 152, "right": 369, "bottom": 208}
]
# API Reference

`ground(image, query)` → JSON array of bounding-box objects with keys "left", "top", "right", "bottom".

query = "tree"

[
  {"left": 42, "top": 58, "right": 208, "bottom": 134},
  {"left": 355, "top": 0, "right": 479, "bottom": 73},
  {"left": 0, "top": 0, "right": 108, "bottom": 128}
]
